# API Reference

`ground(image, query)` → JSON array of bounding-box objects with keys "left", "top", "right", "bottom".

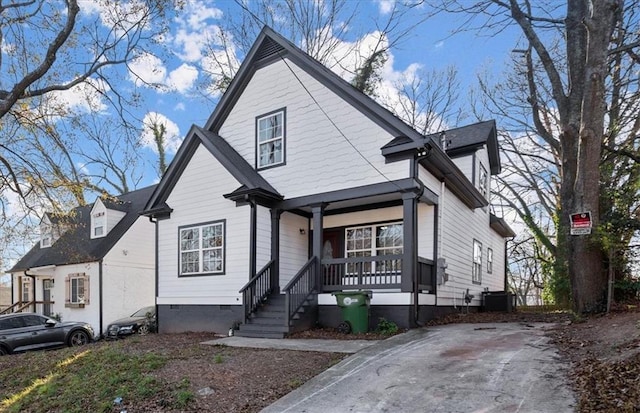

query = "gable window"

[
  {"left": 179, "top": 221, "right": 225, "bottom": 276},
  {"left": 479, "top": 164, "right": 488, "bottom": 199},
  {"left": 345, "top": 222, "right": 402, "bottom": 274},
  {"left": 472, "top": 240, "right": 482, "bottom": 284},
  {"left": 41, "top": 222, "right": 52, "bottom": 248},
  {"left": 487, "top": 248, "right": 493, "bottom": 274},
  {"left": 256, "top": 109, "right": 285, "bottom": 169},
  {"left": 65, "top": 273, "right": 90, "bottom": 307},
  {"left": 93, "top": 212, "right": 105, "bottom": 237}
]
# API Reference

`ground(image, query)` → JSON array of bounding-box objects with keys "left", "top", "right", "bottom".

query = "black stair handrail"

[
  {"left": 239, "top": 260, "right": 276, "bottom": 323},
  {"left": 283, "top": 256, "right": 319, "bottom": 327}
]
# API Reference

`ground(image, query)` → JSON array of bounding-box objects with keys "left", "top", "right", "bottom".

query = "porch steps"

[{"left": 235, "top": 294, "right": 312, "bottom": 339}]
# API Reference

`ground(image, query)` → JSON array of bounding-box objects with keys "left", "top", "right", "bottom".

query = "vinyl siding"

[
  {"left": 321, "top": 206, "right": 403, "bottom": 231},
  {"left": 157, "top": 143, "right": 250, "bottom": 305},
  {"left": 102, "top": 217, "right": 155, "bottom": 332},
  {"left": 218, "top": 57, "right": 410, "bottom": 199},
  {"left": 279, "top": 212, "right": 310, "bottom": 289},
  {"left": 256, "top": 205, "right": 272, "bottom": 272},
  {"left": 417, "top": 203, "right": 436, "bottom": 260}
]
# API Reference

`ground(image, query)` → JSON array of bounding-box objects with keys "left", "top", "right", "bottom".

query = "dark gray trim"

[
  {"left": 249, "top": 201, "right": 257, "bottom": 280},
  {"left": 490, "top": 214, "right": 516, "bottom": 238},
  {"left": 270, "top": 209, "right": 282, "bottom": 291},
  {"left": 324, "top": 200, "right": 403, "bottom": 217},
  {"left": 432, "top": 203, "right": 439, "bottom": 298},
  {"left": 143, "top": 126, "right": 282, "bottom": 217},
  {"left": 402, "top": 192, "right": 418, "bottom": 293},
  {"left": 255, "top": 107, "right": 286, "bottom": 170},
  {"left": 204, "top": 26, "right": 427, "bottom": 143},
  {"left": 177, "top": 220, "right": 227, "bottom": 277},
  {"left": 311, "top": 204, "right": 326, "bottom": 279},
  {"left": 278, "top": 178, "right": 422, "bottom": 211}
]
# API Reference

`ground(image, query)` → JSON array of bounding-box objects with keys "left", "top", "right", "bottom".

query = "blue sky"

[
  {"left": 122, "top": 0, "right": 521, "bottom": 188},
  {"left": 1, "top": 0, "right": 523, "bottom": 274}
]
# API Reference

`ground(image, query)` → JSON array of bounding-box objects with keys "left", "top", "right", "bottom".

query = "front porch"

[{"left": 237, "top": 253, "right": 435, "bottom": 338}]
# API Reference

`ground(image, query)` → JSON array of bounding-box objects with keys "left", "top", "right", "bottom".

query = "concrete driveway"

[{"left": 260, "top": 322, "right": 575, "bottom": 413}]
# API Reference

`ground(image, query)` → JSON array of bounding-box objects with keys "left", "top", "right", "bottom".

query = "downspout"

[
  {"left": 23, "top": 270, "right": 37, "bottom": 312},
  {"left": 413, "top": 149, "right": 429, "bottom": 327},
  {"left": 98, "top": 259, "right": 103, "bottom": 337},
  {"left": 148, "top": 215, "right": 159, "bottom": 333},
  {"left": 504, "top": 238, "right": 509, "bottom": 292}
]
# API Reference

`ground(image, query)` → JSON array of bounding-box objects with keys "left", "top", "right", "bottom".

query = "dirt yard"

[{"left": 1, "top": 307, "right": 638, "bottom": 412}]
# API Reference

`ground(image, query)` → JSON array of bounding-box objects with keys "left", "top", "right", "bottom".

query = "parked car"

[
  {"left": 106, "top": 306, "right": 156, "bottom": 339},
  {"left": 0, "top": 313, "right": 94, "bottom": 355}
]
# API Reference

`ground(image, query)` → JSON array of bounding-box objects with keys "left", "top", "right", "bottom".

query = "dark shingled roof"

[{"left": 9, "top": 185, "right": 157, "bottom": 273}]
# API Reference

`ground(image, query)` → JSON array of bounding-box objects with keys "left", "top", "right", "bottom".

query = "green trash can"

[{"left": 332, "top": 290, "right": 372, "bottom": 334}]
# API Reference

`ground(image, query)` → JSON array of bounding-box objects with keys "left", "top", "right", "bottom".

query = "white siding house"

[
  {"left": 5, "top": 186, "right": 156, "bottom": 336},
  {"left": 142, "top": 27, "right": 514, "bottom": 336}
]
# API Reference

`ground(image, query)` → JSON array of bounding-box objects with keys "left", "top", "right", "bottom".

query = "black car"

[
  {"left": 0, "top": 313, "right": 94, "bottom": 355},
  {"left": 106, "top": 306, "right": 156, "bottom": 338}
]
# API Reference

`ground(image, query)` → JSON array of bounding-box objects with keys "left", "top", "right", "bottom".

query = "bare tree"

[{"left": 437, "top": 0, "right": 637, "bottom": 313}]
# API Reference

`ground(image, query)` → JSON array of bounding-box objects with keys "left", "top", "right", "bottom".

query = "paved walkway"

[
  {"left": 207, "top": 335, "right": 378, "bottom": 353},
  {"left": 214, "top": 323, "right": 575, "bottom": 413}
]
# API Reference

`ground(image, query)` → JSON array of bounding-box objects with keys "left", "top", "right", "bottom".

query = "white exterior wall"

[
  {"left": 451, "top": 155, "right": 474, "bottom": 182},
  {"left": 256, "top": 205, "right": 272, "bottom": 272},
  {"left": 486, "top": 229, "right": 507, "bottom": 292},
  {"left": 417, "top": 203, "right": 436, "bottom": 260},
  {"left": 157, "top": 144, "right": 250, "bottom": 305},
  {"left": 219, "top": 57, "right": 410, "bottom": 199},
  {"left": 106, "top": 210, "right": 126, "bottom": 234},
  {"left": 279, "top": 212, "right": 309, "bottom": 289},
  {"left": 102, "top": 216, "right": 155, "bottom": 332}
]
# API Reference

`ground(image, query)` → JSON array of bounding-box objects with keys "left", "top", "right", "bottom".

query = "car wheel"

[
  {"left": 137, "top": 324, "right": 150, "bottom": 335},
  {"left": 68, "top": 330, "right": 90, "bottom": 347},
  {"left": 0, "top": 345, "right": 8, "bottom": 356}
]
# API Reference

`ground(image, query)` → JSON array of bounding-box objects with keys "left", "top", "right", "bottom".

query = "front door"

[
  {"left": 43, "top": 280, "right": 53, "bottom": 317},
  {"left": 322, "top": 230, "right": 342, "bottom": 287}
]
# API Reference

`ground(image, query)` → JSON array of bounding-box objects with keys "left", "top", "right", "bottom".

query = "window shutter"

[
  {"left": 84, "top": 274, "right": 90, "bottom": 305},
  {"left": 65, "top": 275, "right": 70, "bottom": 304}
]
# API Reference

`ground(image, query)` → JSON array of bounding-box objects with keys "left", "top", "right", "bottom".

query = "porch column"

[
  {"left": 311, "top": 203, "right": 326, "bottom": 290},
  {"left": 402, "top": 192, "right": 418, "bottom": 292},
  {"left": 270, "top": 209, "right": 282, "bottom": 291},
  {"left": 249, "top": 199, "right": 257, "bottom": 279}
]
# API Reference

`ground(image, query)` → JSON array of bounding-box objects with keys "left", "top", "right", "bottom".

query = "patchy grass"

[{"left": 0, "top": 343, "right": 172, "bottom": 413}]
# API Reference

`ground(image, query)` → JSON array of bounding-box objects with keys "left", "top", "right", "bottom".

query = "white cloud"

[
  {"left": 79, "top": 0, "right": 152, "bottom": 32},
  {"left": 174, "top": 102, "right": 186, "bottom": 111},
  {"left": 167, "top": 64, "right": 199, "bottom": 93},
  {"left": 170, "top": 1, "right": 224, "bottom": 62},
  {"left": 128, "top": 53, "right": 198, "bottom": 94},
  {"left": 140, "top": 112, "right": 182, "bottom": 154},
  {"left": 375, "top": 0, "right": 395, "bottom": 14}
]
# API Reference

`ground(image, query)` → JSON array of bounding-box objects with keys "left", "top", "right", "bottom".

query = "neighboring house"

[
  {"left": 0, "top": 285, "right": 10, "bottom": 311},
  {"left": 141, "top": 26, "right": 515, "bottom": 338},
  {"left": 5, "top": 186, "right": 157, "bottom": 335}
]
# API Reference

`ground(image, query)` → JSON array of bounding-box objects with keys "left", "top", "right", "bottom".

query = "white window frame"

[
  {"left": 345, "top": 222, "right": 403, "bottom": 274},
  {"left": 487, "top": 248, "right": 493, "bottom": 274},
  {"left": 40, "top": 222, "right": 52, "bottom": 248},
  {"left": 472, "top": 239, "right": 482, "bottom": 284},
  {"left": 479, "top": 164, "right": 488, "bottom": 199},
  {"left": 70, "top": 276, "right": 85, "bottom": 304},
  {"left": 256, "top": 109, "right": 285, "bottom": 169},
  {"left": 22, "top": 278, "right": 31, "bottom": 302},
  {"left": 179, "top": 221, "right": 225, "bottom": 276},
  {"left": 93, "top": 211, "right": 105, "bottom": 238}
]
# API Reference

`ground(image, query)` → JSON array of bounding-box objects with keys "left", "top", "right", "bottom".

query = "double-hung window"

[
  {"left": 93, "top": 212, "right": 105, "bottom": 237},
  {"left": 487, "top": 248, "right": 493, "bottom": 273},
  {"left": 21, "top": 278, "right": 31, "bottom": 302},
  {"left": 479, "top": 164, "right": 488, "bottom": 199},
  {"left": 472, "top": 240, "right": 482, "bottom": 284},
  {"left": 65, "top": 273, "right": 89, "bottom": 306},
  {"left": 256, "top": 109, "right": 285, "bottom": 169},
  {"left": 180, "top": 221, "right": 225, "bottom": 276},
  {"left": 345, "top": 222, "right": 403, "bottom": 275}
]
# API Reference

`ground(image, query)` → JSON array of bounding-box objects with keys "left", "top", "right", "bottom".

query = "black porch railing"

[
  {"left": 239, "top": 260, "right": 276, "bottom": 322},
  {"left": 322, "top": 255, "right": 435, "bottom": 293},
  {"left": 283, "top": 256, "right": 319, "bottom": 327}
]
